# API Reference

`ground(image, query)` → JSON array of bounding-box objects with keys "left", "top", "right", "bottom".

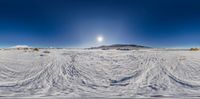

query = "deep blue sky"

[{"left": 0, "top": 0, "right": 200, "bottom": 48}]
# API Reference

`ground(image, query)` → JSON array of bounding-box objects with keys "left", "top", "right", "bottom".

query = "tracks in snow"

[{"left": 0, "top": 50, "right": 200, "bottom": 97}]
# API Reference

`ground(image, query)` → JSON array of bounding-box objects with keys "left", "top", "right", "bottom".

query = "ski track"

[{"left": 0, "top": 49, "right": 200, "bottom": 98}]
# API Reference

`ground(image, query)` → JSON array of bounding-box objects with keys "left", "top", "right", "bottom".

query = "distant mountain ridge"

[
  {"left": 90, "top": 44, "right": 151, "bottom": 50},
  {"left": 11, "top": 45, "right": 31, "bottom": 48}
]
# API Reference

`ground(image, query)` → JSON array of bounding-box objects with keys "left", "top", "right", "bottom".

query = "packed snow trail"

[{"left": 0, "top": 49, "right": 200, "bottom": 98}]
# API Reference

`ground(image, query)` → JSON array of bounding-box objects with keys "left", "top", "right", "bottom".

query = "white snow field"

[{"left": 0, "top": 48, "right": 200, "bottom": 98}]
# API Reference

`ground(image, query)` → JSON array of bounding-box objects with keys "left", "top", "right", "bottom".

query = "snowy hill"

[
  {"left": 90, "top": 44, "right": 151, "bottom": 50},
  {"left": 0, "top": 49, "right": 200, "bottom": 98},
  {"left": 10, "top": 45, "right": 31, "bottom": 48}
]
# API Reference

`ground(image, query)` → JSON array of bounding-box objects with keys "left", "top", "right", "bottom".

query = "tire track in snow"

[{"left": 1, "top": 49, "right": 200, "bottom": 97}]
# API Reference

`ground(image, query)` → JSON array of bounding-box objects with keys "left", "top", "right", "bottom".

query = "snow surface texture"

[{"left": 0, "top": 49, "right": 200, "bottom": 98}]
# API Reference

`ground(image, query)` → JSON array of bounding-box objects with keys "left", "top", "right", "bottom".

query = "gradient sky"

[{"left": 0, "top": 0, "right": 200, "bottom": 48}]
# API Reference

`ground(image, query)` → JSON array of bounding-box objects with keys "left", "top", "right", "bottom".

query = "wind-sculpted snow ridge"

[{"left": 0, "top": 49, "right": 200, "bottom": 98}]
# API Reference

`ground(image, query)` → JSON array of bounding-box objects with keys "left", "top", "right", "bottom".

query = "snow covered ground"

[{"left": 0, "top": 48, "right": 200, "bottom": 98}]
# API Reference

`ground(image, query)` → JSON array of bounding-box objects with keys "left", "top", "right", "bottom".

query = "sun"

[{"left": 97, "top": 36, "right": 104, "bottom": 43}]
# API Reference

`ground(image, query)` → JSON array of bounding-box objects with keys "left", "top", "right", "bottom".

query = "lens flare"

[{"left": 97, "top": 36, "right": 104, "bottom": 43}]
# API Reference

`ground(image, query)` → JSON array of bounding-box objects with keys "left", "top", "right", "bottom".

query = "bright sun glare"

[{"left": 97, "top": 36, "right": 104, "bottom": 43}]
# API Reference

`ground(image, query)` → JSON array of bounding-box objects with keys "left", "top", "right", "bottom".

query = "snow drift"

[{"left": 0, "top": 49, "right": 200, "bottom": 98}]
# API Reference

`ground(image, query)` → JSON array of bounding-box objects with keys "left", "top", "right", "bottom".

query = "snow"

[
  {"left": 0, "top": 49, "right": 200, "bottom": 98},
  {"left": 10, "top": 45, "right": 31, "bottom": 48}
]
